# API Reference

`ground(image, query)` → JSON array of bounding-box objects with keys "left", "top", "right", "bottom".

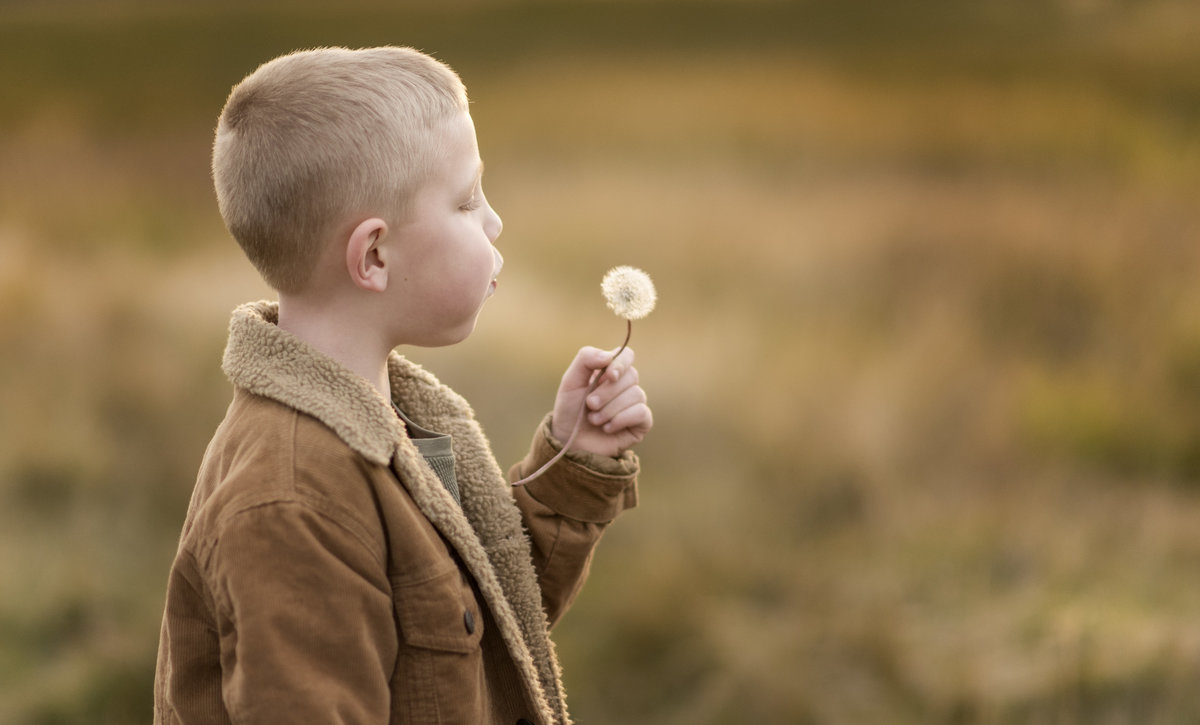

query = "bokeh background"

[{"left": 3, "top": 0, "right": 1200, "bottom": 722}]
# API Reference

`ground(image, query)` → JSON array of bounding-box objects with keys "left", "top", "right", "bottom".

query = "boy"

[{"left": 154, "top": 47, "right": 651, "bottom": 725}]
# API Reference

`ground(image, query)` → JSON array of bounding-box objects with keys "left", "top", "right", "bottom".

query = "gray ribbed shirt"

[{"left": 393, "top": 404, "right": 460, "bottom": 505}]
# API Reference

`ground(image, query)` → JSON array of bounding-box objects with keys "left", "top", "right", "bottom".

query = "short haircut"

[{"left": 212, "top": 46, "right": 469, "bottom": 293}]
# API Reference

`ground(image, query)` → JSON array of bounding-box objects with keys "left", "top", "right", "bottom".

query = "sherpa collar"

[
  {"left": 222, "top": 300, "right": 404, "bottom": 464},
  {"left": 221, "top": 300, "right": 570, "bottom": 725}
]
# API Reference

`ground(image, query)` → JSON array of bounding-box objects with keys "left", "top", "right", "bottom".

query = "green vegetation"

[{"left": 4, "top": 0, "right": 1200, "bottom": 722}]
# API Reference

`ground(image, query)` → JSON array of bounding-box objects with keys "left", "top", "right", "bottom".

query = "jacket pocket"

[
  {"left": 390, "top": 563, "right": 488, "bottom": 721},
  {"left": 391, "top": 562, "right": 485, "bottom": 652}
]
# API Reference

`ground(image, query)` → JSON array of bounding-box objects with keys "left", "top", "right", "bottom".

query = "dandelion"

[
  {"left": 513, "top": 266, "right": 656, "bottom": 486},
  {"left": 602, "top": 265, "right": 657, "bottom": 321}
]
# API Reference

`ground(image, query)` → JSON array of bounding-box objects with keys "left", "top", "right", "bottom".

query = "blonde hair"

[{"left": 212, "top": 46, "right": 469, "bottom": 293}]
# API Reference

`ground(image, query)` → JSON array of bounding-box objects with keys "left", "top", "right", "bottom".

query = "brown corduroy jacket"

[{"left": 154, "top": 301, "right": 638, "bottom": 725}]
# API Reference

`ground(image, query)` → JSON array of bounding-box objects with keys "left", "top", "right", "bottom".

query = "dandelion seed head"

[{"left": 601, "top": 266, "right": 657, "bottom": 320}]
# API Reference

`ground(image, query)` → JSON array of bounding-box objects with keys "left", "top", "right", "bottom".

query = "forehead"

[
  {"left": 408, "top": 112, "right": 481, "bottom": 209},
  {"left": 433, "top": 112, "right": 480, "bottom": 174}
]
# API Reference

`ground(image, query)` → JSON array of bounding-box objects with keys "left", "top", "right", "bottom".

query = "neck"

[{"left": 276, "top": 293, "right": 392, "bottom": 399}]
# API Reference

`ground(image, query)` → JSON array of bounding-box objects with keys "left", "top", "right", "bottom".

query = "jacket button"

[{"left": 464, "top": 609, "right": 476, "bottom": 635}]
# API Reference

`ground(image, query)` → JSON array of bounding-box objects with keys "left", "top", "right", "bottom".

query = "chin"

[{"left": 415, "top": 319, "right": 479, "bottom": 348}]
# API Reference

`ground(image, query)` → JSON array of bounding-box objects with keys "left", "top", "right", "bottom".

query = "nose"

[{"left": 485, "top": 202, "right": 503, "bottom": 244}]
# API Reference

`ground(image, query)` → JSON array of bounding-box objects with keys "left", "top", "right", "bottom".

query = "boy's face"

[{"left": 385, "top": 112, "right": 504, "bottom": 347}]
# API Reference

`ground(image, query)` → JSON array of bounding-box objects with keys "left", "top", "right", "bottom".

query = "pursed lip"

[{"left": 485, "top": 252, "right": 502, "bottom": 297}]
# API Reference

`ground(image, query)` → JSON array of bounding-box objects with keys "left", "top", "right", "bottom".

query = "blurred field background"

[{"left": 3, "top": 0, "right": 1200, "bottom": 722}]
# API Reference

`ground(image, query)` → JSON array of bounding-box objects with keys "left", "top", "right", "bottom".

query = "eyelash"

[{"left": 461, "top": 196, "right": 482, "bottom": 212}]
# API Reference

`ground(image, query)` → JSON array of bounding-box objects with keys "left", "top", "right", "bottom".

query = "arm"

[
  {"left": 208, "top": 501, "right": 396, "bottom": 724},
  {"left": 509, "top": 346, "right": 652, "bottom": 626}
]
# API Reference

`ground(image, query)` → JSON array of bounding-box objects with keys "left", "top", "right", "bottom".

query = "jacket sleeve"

[
  {"left": 508, "top": 414, "right": 639, "bottom": 627},
  {"left": 206, "top": 500, "right": 397, "bottom": 724}
]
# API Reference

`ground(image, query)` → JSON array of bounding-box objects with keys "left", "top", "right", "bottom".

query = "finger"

[
  {"left": 601, "top": 402, "right": 653, "bottom": 438},
  {"left": 559, "top": 346, "right": 615, "bottom": 390},
  {"left": 589, "top": 385, "right": 648, "bottom": 429},
  {"left": 564, "top": 346, "right": 636, "bottom": 392},
  {"left": 586, "top": 365, "right": 640, "bottom": 410},
  {"left": 599, "top": 346, "right": 635, "bottom": 384},
  {"left": 587, "top": 374, "right": 643, "bottom": 421}
]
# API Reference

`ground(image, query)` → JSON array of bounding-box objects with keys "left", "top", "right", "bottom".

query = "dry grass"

[{"left": 4, "top": 1, "right": 1200, "bottom": 722}]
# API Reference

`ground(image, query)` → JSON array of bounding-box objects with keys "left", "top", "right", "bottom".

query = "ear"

[{"left": 345, "top": 217, "right": 390, "bottom": 292}]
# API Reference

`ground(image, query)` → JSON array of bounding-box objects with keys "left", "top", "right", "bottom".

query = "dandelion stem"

[{"left": 511, "top": 319, "right": 632, "bottom": 486}]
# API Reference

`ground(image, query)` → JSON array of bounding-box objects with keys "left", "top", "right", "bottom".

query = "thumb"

[{"left": 561, "top": 346, "right": 622, "bottom": 390}]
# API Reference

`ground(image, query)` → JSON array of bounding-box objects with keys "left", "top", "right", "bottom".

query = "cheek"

[
  {"left": 462, "top": 236, "right": 497, "bottom": 281},
  {"left": 438, "top": 246, "right": 494, "bottom": 306},
  {"left": 416, "top": 227, "right": 495, "bottom": 304}
]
